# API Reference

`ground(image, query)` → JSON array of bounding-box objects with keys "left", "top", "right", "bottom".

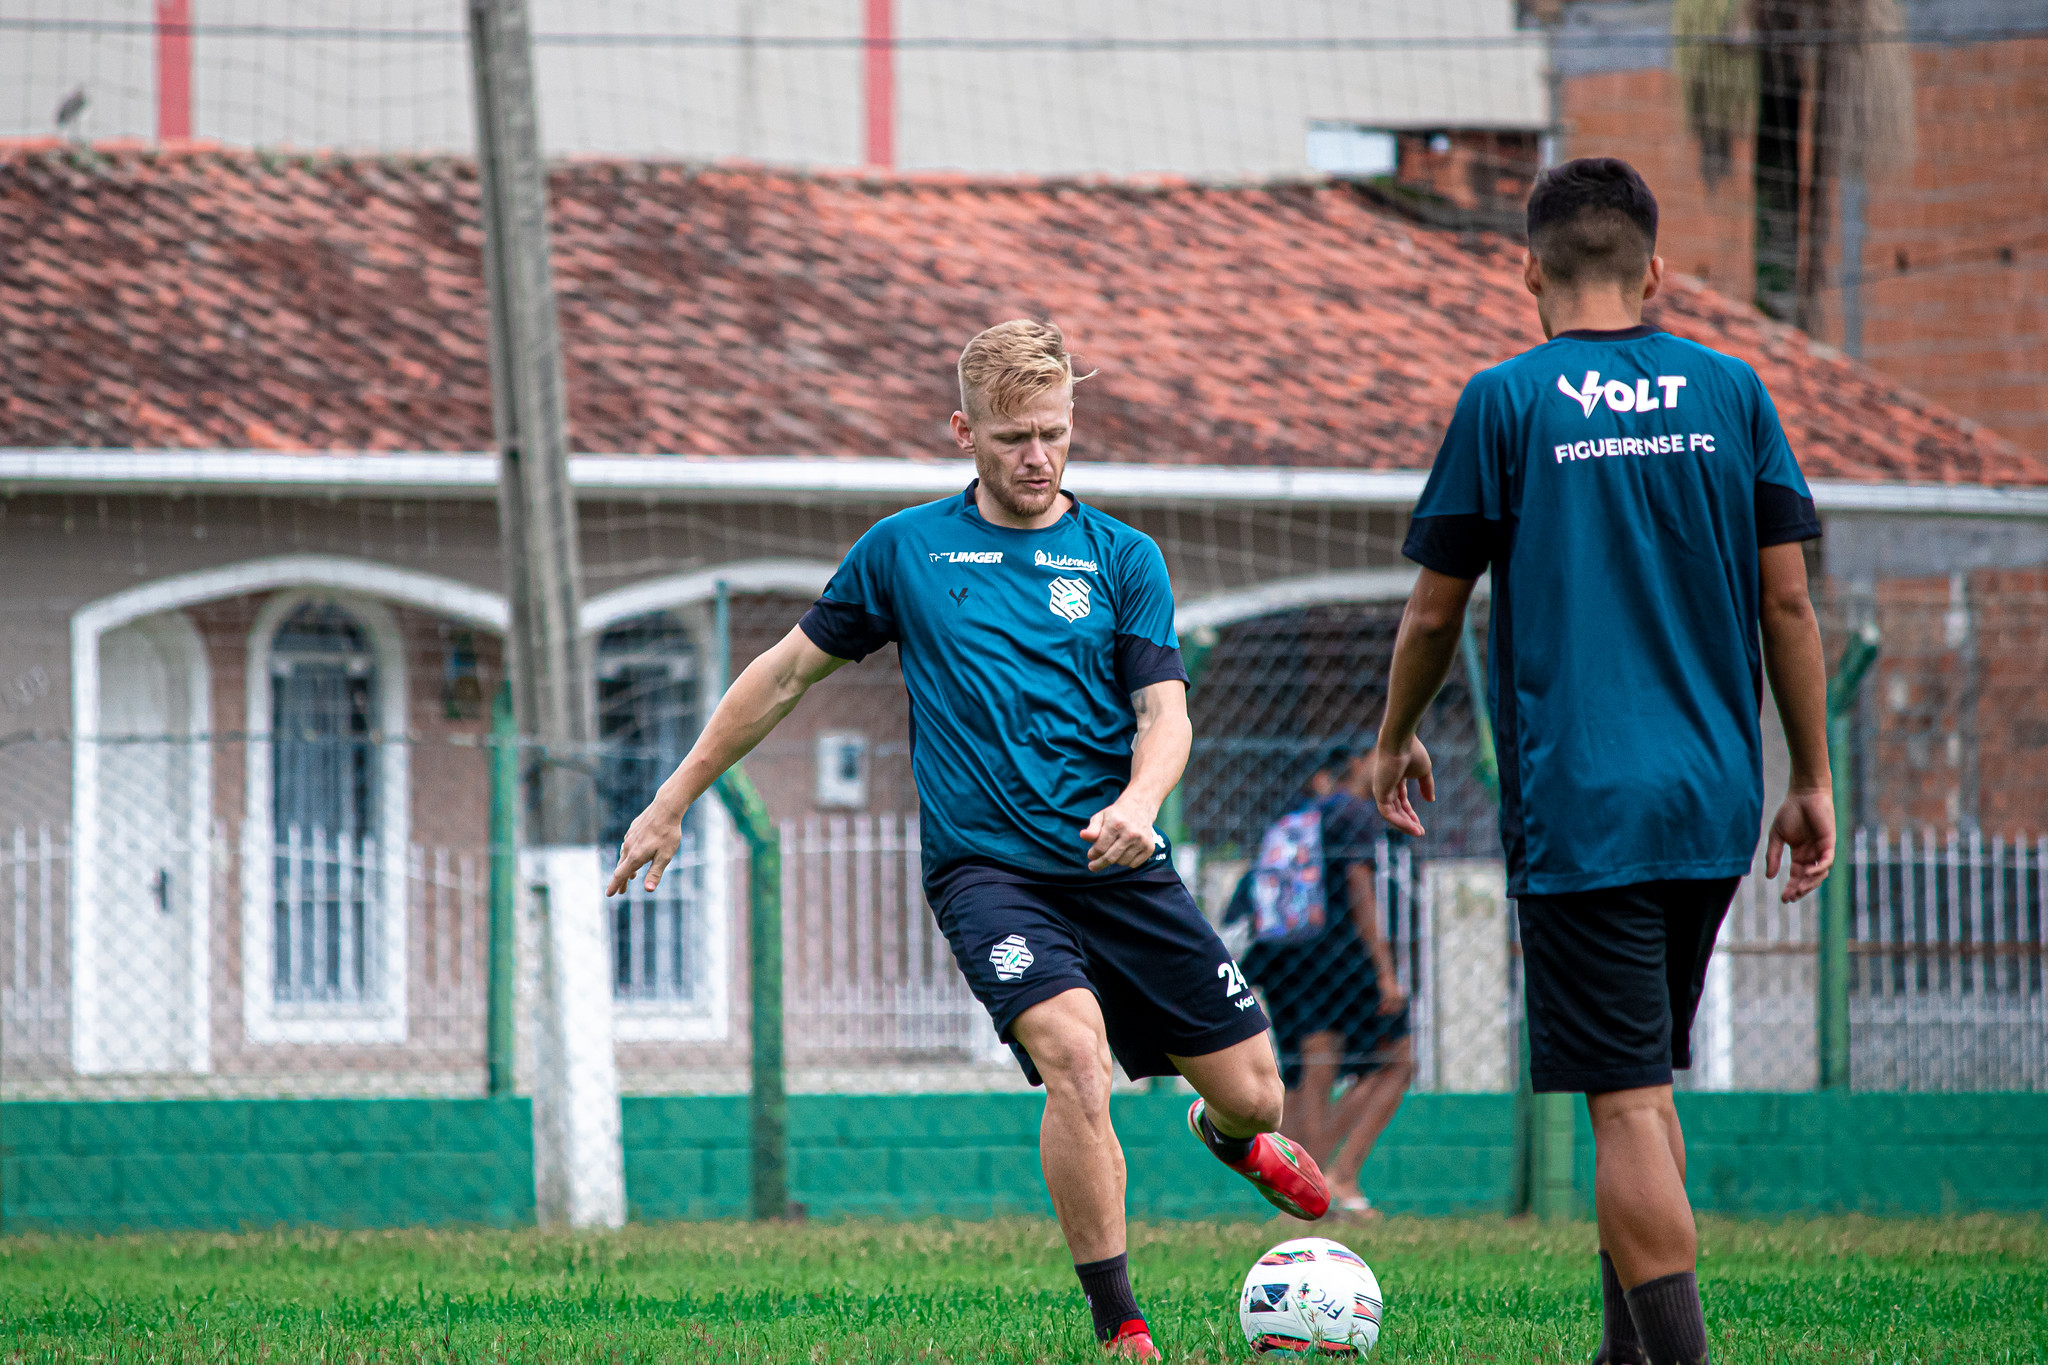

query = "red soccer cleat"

[
  {"left": 1103, "top": 1318, "right": 1161, "bottom": 1360},
  {"left": 1188, "top": 1098, "right": 1331, "bottom": 1221}
]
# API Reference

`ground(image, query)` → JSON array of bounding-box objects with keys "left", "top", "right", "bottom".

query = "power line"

[{"left": 3, "top": 17, "right": 2043, "bottom": 51}]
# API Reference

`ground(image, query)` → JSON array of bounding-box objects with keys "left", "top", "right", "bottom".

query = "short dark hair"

[
  {"left": 1313, "top": 746, "right": 1355, "bottom": 778},
  {"left": 1526, "top": 157, "right": 1659, "bottom": 289}
]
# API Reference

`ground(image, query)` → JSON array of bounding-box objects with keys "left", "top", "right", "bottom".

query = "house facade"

[{"left": 2, "top": 148, "right": 2043, "bottom": 1100}]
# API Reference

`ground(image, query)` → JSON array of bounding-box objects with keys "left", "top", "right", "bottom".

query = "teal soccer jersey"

[
  {"left": 799, "top": 482, "right": 1187, "bottom": 882},
  {"left": 1404, "top": 325, "right": 1821, "bottom": 896}
]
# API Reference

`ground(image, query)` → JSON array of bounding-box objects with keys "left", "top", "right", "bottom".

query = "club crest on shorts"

[
  {"left": 1047, "top": 576, "right": 1091, "bottom": 622},
  {"left": 989, "top": 934, "right": 1034, "bottom": 981}
]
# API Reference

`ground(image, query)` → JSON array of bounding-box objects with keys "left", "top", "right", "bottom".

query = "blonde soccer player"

[{"left": 610, "top": 321, "right": 1329, "bottom": 1359}]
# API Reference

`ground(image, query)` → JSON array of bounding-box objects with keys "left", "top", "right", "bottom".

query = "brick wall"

[
  {"left": 1562, "top": 37, "right": 2048, "bottom": 460},
  {"left": 1859, "top": 570, "right": 2048, "bottom": 832}
]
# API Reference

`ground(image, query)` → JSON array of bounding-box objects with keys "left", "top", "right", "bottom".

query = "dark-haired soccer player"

[
  {"left": 1370, "top": 158, "right": 1834, "bottom": 1365},
  {"left": 608, "top": 320, "right": 1329, "bottom": 1361}
]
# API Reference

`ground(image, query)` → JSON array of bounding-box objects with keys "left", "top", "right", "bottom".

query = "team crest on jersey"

[
  {"left": 989, "top": 934, "right": 1034, "bottom": 982},
  {"left": 1048, "top": 576, "right": 1091, "bottom": 622}
]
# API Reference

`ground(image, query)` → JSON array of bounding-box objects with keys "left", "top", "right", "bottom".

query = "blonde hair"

[{"left": 956, "top": 319, "right": 1091, "bottom": 421}]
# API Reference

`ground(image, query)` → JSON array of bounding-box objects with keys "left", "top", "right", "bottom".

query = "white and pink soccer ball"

[{"left": 1238, "top": 1236, "right": 1384, "bottom": 1355}]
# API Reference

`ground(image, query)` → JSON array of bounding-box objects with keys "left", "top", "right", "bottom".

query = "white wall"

[{"left": 4, "top": 0, "right": 1545, "bottom": 175}]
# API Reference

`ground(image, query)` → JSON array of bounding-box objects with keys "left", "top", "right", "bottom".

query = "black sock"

[
  {"left": 1075, "top": 1253, "right": 1144, "bottom": 1342},
  {"left": 1623, "top": 1270, "right": 1710, "bottom": 1365},
  {"left": 1595, "top": 1251, "right": 1646, "bottom": 1364},
  {"left": 1197, "top": 1109, "right": 1255, "bottom": 1163}
]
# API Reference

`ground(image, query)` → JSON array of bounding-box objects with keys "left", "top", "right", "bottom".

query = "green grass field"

[{"left": 2, "top": 1214, "right": 2041, "bottom": 1363}]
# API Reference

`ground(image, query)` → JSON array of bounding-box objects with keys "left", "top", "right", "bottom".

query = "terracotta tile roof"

[{"left": 1, "top": 145, "right": 2038, "bottom": 486}]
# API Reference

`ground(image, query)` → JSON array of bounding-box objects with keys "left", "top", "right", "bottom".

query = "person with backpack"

[{"left": 1228, "top": 748, "right": 1415, "bottom": 1217}]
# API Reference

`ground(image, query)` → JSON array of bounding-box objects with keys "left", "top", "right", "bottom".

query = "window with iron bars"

[
  {"left": 270, "top": 601, "right": 379, "bottom": 1006},
  {"left": 598, "top": 613, "right": 711, "bottom": 1004}
]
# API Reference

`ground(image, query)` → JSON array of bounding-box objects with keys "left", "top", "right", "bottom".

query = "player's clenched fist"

[
  {"left": 1080, "top": 795, "right": 1160, "bottom": 872},
  {"left": 606, "top": 798, "right": 684, "bottom": 897}
]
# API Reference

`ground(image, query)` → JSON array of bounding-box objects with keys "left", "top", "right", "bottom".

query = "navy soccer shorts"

[
  {"left": 1517, "top": 877, "right": 1740, "bottom": 1094},
  {"left": 928, "top": 862, "right": 1272, "bottom": 1086}
]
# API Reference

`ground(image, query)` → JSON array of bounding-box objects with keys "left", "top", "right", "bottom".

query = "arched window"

[
  {"left": 270, "top": 601, "right": 379, "bottom": 1004},
  {"left": 597, "top": 614, "right": 709, "bottom": 1003}
]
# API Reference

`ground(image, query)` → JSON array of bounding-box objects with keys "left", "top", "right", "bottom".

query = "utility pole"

[{"left": 468, "top": 0, "right": 622, "bottom": 1229}]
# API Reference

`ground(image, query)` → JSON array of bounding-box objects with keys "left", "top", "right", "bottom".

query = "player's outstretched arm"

[
  {"left": 1758, "top": 542, "right": 1835, "bottom": 902},
  {"left": 606, "top": 626, "right": 848, "bottom": 896},
  {"left": 1370, "top": 569, "right": 1478, "bottom": 837},
  {"left": 1081, "top": 679, "right": 1191, "bottom": 872}
]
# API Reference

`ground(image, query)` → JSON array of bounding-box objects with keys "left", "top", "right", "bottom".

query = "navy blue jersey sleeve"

[
  {"left": 1404, "top": 372, "right": 1509, "bottom": 577},
  {"left": 798, "top": 525, "right": 898, "bottom": 662},
  {"left": 1751, "top": 373, "right": 1821, "bottom": 547},
  {"left": 1320, "top": 794, "right": 1381, "bottom": 870},
  {"left": 1111, "top": 533, "right": 1189, "bottom": 694}
]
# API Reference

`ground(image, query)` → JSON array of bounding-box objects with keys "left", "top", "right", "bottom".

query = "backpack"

[{"left": 1245, "top": 804, "right": 1329, "bottom": 945}]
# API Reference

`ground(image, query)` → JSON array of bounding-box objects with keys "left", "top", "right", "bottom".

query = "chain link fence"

[
  {"left": 1, "top": 0, "right": 2045, "bottom": 1232},
  {"left": 9, "top": 583, "right": 2043, "bottom": 1089},
  {"left": 2, "top": 568, "right": 2047, "bottom": 1229}
]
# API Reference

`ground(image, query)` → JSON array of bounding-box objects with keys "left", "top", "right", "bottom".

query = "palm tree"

[{"left": 1673, "top": 0, "right": 1914, "bottom": 332}]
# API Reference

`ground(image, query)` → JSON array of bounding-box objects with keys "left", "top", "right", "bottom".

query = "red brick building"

[{"left": 1553, "top": 2, "right": 2048, "bottom": 463}]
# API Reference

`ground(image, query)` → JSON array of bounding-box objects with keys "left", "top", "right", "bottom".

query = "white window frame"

[
  {"left": 242, "top": 589, "right": 410, "bottom": 1045},
  {"left": 583, "top": 559, "right": 835, "bottom": 1043},
  {"left": 70, "top": 555, "right": 507, "bottom": 1056},
  {"left": 599, "top": 602, "right": 730, "bottom": 1043}
]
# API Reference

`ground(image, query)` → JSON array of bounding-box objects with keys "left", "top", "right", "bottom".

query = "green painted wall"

[
  {"left": 622, "top": 1094, "right": 1516, "bottom": 1223},
  {"left": 4, "top": 1092, "right": 2043, "bottom": 1234},
  {"left": 1577, "top": 1092, "right": 2048, "bottom": 1219},
  {"left": 1, "top": 1098, "right": 535, "bottom": 1233}
]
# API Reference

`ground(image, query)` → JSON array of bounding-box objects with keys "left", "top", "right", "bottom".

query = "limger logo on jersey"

[
  {"left": 1034, "top": 549, "right": 1099, "bottom": 573},
  {"left": 1048, "top": 576, "right": 1092, "bottom": 622},
  {"left": 930, "top": 550, "right": 1004, "bottom": 564},
  {"left": 1556, "top": 370, "right": 1688, "bottom": 417},
  {"left": 990, "top": 934, "right": 1034, "bottom": 981}
]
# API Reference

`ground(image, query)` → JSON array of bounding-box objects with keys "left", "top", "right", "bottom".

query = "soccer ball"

[{"left": 1238, "top": 1236, "right": 1383, "bottom": 1355}]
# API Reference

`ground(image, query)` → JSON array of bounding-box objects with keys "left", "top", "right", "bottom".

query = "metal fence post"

[
  {"left": 1464, "top": 607, "right": 1565, "bottom": 1214},
  {"left": 1458, "top": 612, "right": 1499, "bottom": 802},
  {"left": 1516, "top": 1016, "right": 1575, "bottom": 1220},
  {"left": 1818, "top": 623, "right": 1881, "bottom": 1091},
  {"left": 715, "top": 767, "right": 788, "bottom": 1220},
  {"left": 1157, "top": 627, "right": 1215, "bottom": 856},
  {"left": 1153, "top": 630, "right": 1216, "bottom": 1094},
  {"left": 487, "top": 682, "right": 519, "bottom": 1097}
]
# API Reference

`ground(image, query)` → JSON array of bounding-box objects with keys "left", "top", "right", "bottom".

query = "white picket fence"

[
  {"left": 0, "top": 826, "right": 487, "bottom": 1075},
  {"left": 1684, "top": 827, "right": 2048, "bottom": 1091},
  {"left": 778, "top": 813, "right": 993, "bottom": 1059},
  {"left": 0, "top": 824, "right": 65, "bottom": 1062},
  {"left": 7, "top": 816, "right": 2043, "bottom": 1090},
  {"left": 1849, "top": 827, "right": 2048, "bottom": 1091},
  {"left": 406, "top": 842, "right": 490, "bottom": 1051}
]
